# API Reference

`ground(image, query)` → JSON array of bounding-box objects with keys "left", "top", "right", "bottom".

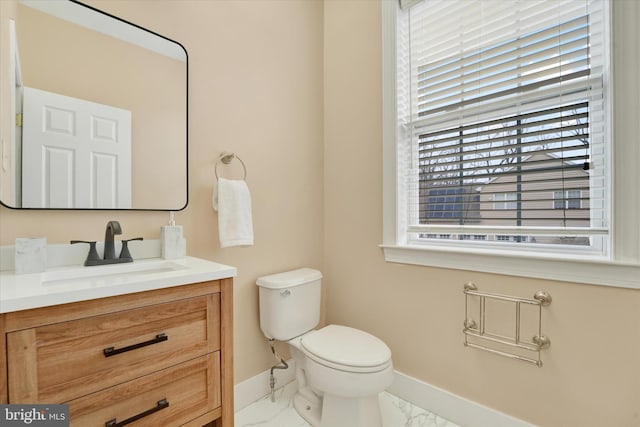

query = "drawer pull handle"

[
  {"left": 105, "top": 398, "right": 169, "bottom": 427},
  {"left": 103, "top": 333, "right": 168, "bottom": 357}
]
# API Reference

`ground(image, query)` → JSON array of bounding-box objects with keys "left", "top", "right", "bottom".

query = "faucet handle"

[
  {"left": 119, "top": 237, "right": 144, "bottom": 260},
  {"left": 70, "top": 240, "right": 100, "bottom": 266}
]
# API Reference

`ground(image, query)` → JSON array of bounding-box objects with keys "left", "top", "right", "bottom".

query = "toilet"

[{"left": 256, "top": 268, "right": 394, "bottom": 427}]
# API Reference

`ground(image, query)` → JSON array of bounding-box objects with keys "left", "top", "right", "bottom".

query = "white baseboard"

[
  {"left": 387, "top": 370, "right": 535, "bottom": 427},
  {"left": 235, "top": 365, "right": 533, "bottom": 427},
  {"left": 234, "top": 358, "right": 296, "bottom": 412}
]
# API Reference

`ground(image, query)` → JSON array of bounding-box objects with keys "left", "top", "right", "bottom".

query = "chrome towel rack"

[
  {"left": 463, "top": 282, "right": 551, "bottom": 367},
  {"left": 215, "top": 152, "right": 247, "bottom": 180}
]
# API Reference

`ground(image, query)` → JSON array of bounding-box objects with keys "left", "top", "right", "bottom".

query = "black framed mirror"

[{"left": 0, "top": 0, "right": 188, "bottom": 210}]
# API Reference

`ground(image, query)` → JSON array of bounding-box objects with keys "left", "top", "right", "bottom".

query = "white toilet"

[{"left": 256, "top": 268, "right": 394, "bottom": 427}]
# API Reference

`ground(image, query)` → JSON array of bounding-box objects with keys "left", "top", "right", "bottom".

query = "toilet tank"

[{"left": 256, "top": 268, "right": 322, "bottom": 341}]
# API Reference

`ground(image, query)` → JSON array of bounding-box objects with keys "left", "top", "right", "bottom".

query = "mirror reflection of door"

[
  {"left": 10, "top": 19, "right": 23, "bottom": 207},
  {"left": 21, "top": 87, "right": 131, "bottom": 208}
]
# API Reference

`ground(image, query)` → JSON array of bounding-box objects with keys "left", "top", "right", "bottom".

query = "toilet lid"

[{"left": 300, "top": 325, "right": 391, "bottom": 371}]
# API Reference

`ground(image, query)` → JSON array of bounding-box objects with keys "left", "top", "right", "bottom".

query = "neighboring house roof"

[{"left": 479, "top": 151, "right": 589, "bottom": 188}]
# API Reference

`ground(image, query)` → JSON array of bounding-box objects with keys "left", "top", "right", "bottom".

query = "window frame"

[{"left": 381, "top": 0, "right": 640, "bottom": 289}]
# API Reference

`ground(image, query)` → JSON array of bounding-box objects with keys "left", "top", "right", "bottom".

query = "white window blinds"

[{"left": 398, "top": 0, "right": 608, "bottom": 252}]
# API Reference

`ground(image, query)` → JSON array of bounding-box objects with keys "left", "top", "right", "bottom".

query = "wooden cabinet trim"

[
  {"left": 219, "top": 278, "right": 234, "bottom": 427},
  {"left": 6, "top": 328, "right": 38, "bottom": 403},
  {"left": 180, "top": 407, "right": 222, "bottom": 427},
  {"left": 4, "top": 280, "right": 221, "bottom": 332},
  {"left": 0, "top": 315, "right": 7, "bottom": 403}
]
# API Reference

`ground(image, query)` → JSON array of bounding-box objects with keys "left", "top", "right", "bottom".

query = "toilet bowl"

[
  {"left": 292, "top": 325, "right": 394, "bottom": 427},
  {"left": 256, "top": 269, "right": 394, "bottom": 427}
]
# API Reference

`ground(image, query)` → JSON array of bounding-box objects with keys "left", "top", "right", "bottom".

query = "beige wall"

[
  {"left": 1, "top": 1, "right": 638, "bottom": 426},
  {"left": 0, "top": 0, "right": 324, "bottom": 385},
  {"left": 324, "top": 2, "right": 639, "bottom": 427}
]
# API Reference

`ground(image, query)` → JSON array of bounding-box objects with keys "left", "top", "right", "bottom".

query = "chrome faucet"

[{"left": 71, "top": 221, "right": 143, "bottom": 266}]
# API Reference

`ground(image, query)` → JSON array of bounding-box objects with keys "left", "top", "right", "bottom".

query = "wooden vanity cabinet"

[{"left": 0, "top": 278, "right": 234, "bottom": 427}]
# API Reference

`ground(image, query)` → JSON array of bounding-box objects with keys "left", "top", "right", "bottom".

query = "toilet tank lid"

[{"left": 256, "top": 268, "right": 322, "bottom": 289}]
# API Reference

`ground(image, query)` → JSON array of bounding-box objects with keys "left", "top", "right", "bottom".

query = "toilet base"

[
  {"left": 293, "top": 386, "right": 322, "bottom": 426},
  {"left": 292, "top": 388, "right": 383, "bottom": 427},
  {"left": 320, "top": 393, "right": 383, "bottom": 427}
]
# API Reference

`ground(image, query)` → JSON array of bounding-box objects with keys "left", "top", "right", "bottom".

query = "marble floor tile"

[
  {"left": 379, "top": 392, "right": 459, "bottom": 427},
  {"left": 235, "top": 381, "right": 459, "bottom": 427}
]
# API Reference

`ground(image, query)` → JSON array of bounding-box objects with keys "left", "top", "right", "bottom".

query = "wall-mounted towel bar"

[
  {"left": 463, "top": 282, "right": 551, "bottom": 367},
  {"left": 215, "top": 152, "right": 247, "bottom": 180}
]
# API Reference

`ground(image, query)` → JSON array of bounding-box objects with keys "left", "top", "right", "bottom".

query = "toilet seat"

[{"left": 300, "top": 325, "right": 392, "bottom": 373}]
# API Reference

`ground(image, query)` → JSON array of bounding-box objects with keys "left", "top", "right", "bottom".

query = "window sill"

[{"left": 380, "top": 244, "right": 640, "bottom": 289}]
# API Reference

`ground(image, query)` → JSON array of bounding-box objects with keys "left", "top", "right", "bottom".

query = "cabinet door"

[
  {"left": 7, "top": 294, "right": 220, "bottom": 403},
  {"left": 68, "top": 354, "right": 221, "bottom": 427}
]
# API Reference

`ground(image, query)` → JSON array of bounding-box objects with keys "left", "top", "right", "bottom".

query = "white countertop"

[{"left": 0, "top": 256, "right": 237, "bottom": 314}]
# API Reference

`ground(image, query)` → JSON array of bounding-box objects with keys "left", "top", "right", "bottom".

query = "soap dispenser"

[{"left": 161, "top": 212, "right": 186, "bottom": 259}]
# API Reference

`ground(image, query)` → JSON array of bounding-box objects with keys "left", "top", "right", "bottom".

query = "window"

[
  {"left": 553, "top": 190, "right": 582, "bottom": 209},
  {"left": 494, "top": 193, "right": 517, "bottom": 211},
  {"left": 402, "top": 0, "right": 605, "bottom": 248},
  {"left": 382, "top": 0, "right": 640, "bottom": 287},
  {"left": 496, "top": 235, "right": 529, "bottom": 243}
]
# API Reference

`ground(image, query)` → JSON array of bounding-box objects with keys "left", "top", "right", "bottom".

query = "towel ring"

[{"left": 215, "top": 152, "right": 247, "bottom": 180}]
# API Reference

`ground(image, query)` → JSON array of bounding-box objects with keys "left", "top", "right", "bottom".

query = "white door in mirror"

[{"left": 21, "top": 86, "right": 132, "bottom": 208}]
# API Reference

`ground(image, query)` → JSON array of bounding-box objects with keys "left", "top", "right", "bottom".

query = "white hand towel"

[{"left": 213, "top": 177, "right": 254, "bottom": 248}]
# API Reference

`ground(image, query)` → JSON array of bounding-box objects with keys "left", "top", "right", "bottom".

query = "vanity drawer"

[
  {"left": 68, "top": 353, "right": 221, "bottom": 427},
  {"left": 7, "top": 294, "right": 220, "bottom": 403}
]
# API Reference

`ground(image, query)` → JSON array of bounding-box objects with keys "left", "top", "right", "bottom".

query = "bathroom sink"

[
  {"left": 41, "top": 260, "right": 188, "bottom": 285},
  {"left": 0, "top": 256, "right": 237, "bottom": 314}
]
